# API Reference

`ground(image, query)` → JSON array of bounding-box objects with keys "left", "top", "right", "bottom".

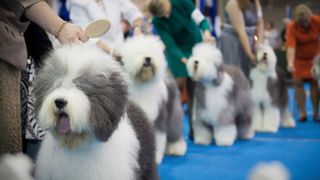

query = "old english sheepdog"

[
  {"left": 120, "top": 35, "right": 187, "bottom": 164},
  {"left": 34, "top": 45, "right": 158, "bottom": 180},
  {"left": 312, "top": 55, "right": 320, "bottom": 86},
  {"left": 250, "top": 44, "right": 295, "bottom": 133},
  {"left": 187, "top": 43, "right": 254, "bottom": 146}
]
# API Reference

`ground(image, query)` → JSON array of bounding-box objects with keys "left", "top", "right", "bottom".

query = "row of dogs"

[{"left": 21, "top": 36, "right": 297, "bottom": 179}]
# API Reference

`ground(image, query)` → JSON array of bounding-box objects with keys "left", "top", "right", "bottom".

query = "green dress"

[{"left": 152, "top": 0, "right": 210, "bottom": 78}]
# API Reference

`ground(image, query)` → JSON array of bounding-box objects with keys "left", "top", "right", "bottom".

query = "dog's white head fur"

[
  {"left": 248, "top": 161, "right": 290, "bottom": 180},
  {"left": 256, "top": 43, "right": 277, "bottom": 77},
  {"left": 187, "top": 43, "right": 223, "bottom": 85},
  {"left": 120, "top": 35, "right": 166, "bottom": 84},
  {"left": 35, "top": 44, "right": 129, "bottom": 148}
]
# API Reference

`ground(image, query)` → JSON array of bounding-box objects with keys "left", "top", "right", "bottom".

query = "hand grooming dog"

[
  {"left": 34, "top": 45, "right": 158, "bottom": 180},
  {"left": 120, "top": 35, "right": 187, "bottom": 164},
  {"left": 250, "top": 44, "right": 295, "bottom": 132},
  {"left": 187, "top": 43, "right": 254, "bottom": 146}
]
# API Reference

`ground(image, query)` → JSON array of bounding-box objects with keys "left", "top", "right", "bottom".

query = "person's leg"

[
  {"left": 294, "top": 79, "right": 307, "bottom": 122},
  {"left": 0, "top": 60, "right": 22, "bottom": 154},
  {"left": 310, "top": 79, "right": 319, "bottom": 122}
]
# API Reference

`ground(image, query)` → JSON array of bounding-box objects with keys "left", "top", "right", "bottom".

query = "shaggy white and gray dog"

[
  {"left": 120, "top": 35, "right": 187, "bottom": 164},
  {"left": 312, "top": 55, "right": 320, "bottom": 86},
  {"left": 250, "top": 44, "right": 295, "bottom": 133},
  {"left": 187, "top": 43, "right": 254, "bottom": 146},
  {"left": 34, "top": 45, "right": 158, "bottom": 180}
]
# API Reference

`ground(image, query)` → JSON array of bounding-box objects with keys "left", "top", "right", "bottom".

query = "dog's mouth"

[{"left": 56, "top": 113, "right": 71, "bottom": 134}]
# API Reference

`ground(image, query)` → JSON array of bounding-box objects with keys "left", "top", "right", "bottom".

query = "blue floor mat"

[{"left": 159, "top": 86, "right": 320, "bottom": 180}]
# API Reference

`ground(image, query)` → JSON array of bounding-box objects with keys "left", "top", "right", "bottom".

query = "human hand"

[
  {"left": 57, "top": 23, "right": 88, "bottom": 44},
  {"left": 287, "top": 62, "right": 295, "bottom": 72},
  {"left": 111, "top": 49, "right": 121, "bottom": 60},
  {"left": 203, "top": 30, "right": 216, "bottom": 44},
  {"left": 248, "top": 53, "right": 257, "bottom": 65},
  {"left": 133, "top": 26, "right": 143, "bottom": 36},
  {"left": 181, "top": 57, "right": 188, "bottom": 64}
]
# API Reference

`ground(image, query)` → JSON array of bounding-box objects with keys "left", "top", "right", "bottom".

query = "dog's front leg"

[
  {"left": 193, "top": 119, "right": 212, "bottom": 146},
  {"left": 262, "top": 104, "right": 281, "bottom": 133},
  {"left": 252, "top": 102, "right": 264, "bottom": 132},
  {"left": 214, "top": 112, "right": 237, "bottom": 146},
  {"left": 155, "top": 130, "right": 167, "bottom": 164}
]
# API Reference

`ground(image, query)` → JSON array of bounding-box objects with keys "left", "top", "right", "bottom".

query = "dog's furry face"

[
  {"left": 120, "top": 35, "right": 166, "bottom": 83},
  {"left": 187, "top": 43, "right": 224, "bottom": 86},
  {"left": 312, "top": 55, "right": 320, "bottom": 80},
  {"left": 34, "top": 45, "right": 128, "bottom": 148},
  {"left": 256, "top": 44, "right": 277, "bottom": 73}
]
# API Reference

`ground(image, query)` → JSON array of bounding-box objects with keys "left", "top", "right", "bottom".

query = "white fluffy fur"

[
  {"left": 250, "top": 44, "right": 295, "bottom": 133},
  {"left": 36, "top": 116, "right": 140, "bottom": 180},
  {"left": 36, "top": 45, "right": 140, "bottom": 180},
  {"left": 248, "top": 161, "right": 290, "bottom": 180},
  {"left": 121, "top": 35, "right": 168, "bottom": 124},
  {"left": 0, "top": 154, "right": 34, "bottom": 180},
  {"left": 38, "top": 87, "right": 91, "bottom": 133},
  {"left": 121, "top": 35, "right": 186, "bottom": 164},
  {"left": 120, "top": 35, "right": 166, "bottom": 82},
  {"left": 187, "top": 43, "right": 244, "bottom": 146},
  {"left": 187, "top": 43, "right": 223, "bottom": 82}
]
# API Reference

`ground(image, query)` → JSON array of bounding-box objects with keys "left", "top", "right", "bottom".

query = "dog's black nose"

[
  {"left": 194, "top": 60, "right": 199, "bottom": 65},
  {"left": 145, "top": 57, "right": 151, "bottom": 63},
  {"left": 55, "top": 98, "right": 67, "bottom": 109}
]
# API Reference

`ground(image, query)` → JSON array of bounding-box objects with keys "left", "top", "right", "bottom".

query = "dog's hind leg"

[
  {"left": 236, "top": 111, "right": 255, "bottom": 140},
  {"left": 166, "top": 101, "right": 186, "bottom": 156}
]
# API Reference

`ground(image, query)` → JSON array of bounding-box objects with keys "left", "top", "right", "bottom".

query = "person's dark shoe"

[
  {"left": 298, "top": 116, "right": 307, "bottom": 122},
  {"left": 313, "top": 115, "right": 320, "bottom": 123}
]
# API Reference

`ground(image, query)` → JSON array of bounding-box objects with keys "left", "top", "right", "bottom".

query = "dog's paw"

[
  {"left": 155, "top": 153, "right": 164, "bottom": 164},
  {"left": 194, "top": 136, "right": 211, "bottom": 146},
  {"left": 166, "top": 139, "right": 187, "bottom": 156},
  {"left": 261, "top": 126, "right": 278, "bottom": 133},
  {"left": 215, "top": 137, "right": 235, "bottom": 146},
  {"left": 281, "top": 118, "right": 296, "bottom": 128},
  {"left": 240, "top": 129, "right": 255, "bottom": 140}
]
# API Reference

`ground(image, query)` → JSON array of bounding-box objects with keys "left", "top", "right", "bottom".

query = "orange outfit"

[{"left": 286, "top": 16, "right": 320, "bottom": 80}]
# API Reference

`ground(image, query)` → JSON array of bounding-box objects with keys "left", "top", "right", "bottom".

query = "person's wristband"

[{"left": 54, "top": 21, "right": 67, "bottom": 39}]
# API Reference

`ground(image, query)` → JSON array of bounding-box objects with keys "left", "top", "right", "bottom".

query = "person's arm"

[
  {"left": 255, "top": 0, "right": 264, "bottom": 44},
  {"left": 119, "top": 0, "right": 143, "bottom": 34},
  {"left": 286, "top": 22, "right": 296, "bottom": 72},
  {"left": 23, "top": 1, "right": 87, "bottom": 44},
  {"left": 155, "top": 23, "right": 186, "bottom": 63},
  {"left": 226, "top": 0, "right": 256, "bottom": 64},
  {"left": 182, "top": 0, "right": 214, "bottom": 43}
]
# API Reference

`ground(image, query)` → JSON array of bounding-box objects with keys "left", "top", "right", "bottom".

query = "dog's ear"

[{"left": 87, "top": 72, "right": 129, "bottom": 142}]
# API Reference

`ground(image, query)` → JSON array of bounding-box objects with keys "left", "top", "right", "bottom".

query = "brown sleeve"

[{"left": 20, "top": 0, "right": 43, "bottom": 9}]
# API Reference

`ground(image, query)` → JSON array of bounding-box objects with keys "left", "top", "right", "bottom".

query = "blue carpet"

[{"left": 159, "top": 85, "right": 320, "bottom": 180}]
